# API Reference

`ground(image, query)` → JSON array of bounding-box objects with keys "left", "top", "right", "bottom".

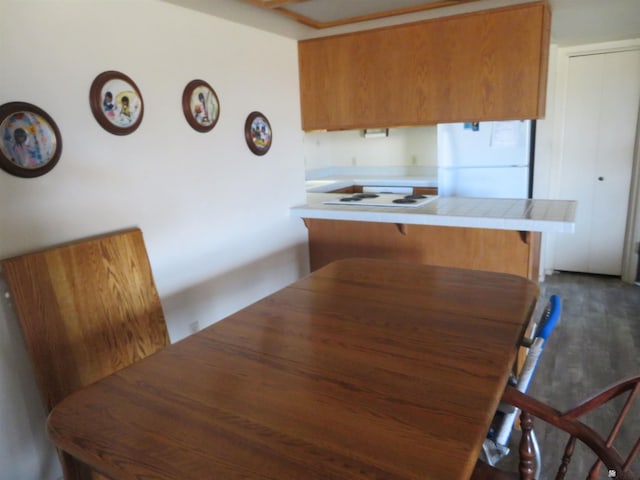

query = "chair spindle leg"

[
  {"left": 555, "top": 436, "right": 576, "bottom": 480},
  {"left": 519, "top": 411, "right": 536, "bottom": 480}
]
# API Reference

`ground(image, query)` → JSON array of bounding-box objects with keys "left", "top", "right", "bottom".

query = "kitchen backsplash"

[{"left": 303, "top": 126, "right": 438, "bottom": 171}]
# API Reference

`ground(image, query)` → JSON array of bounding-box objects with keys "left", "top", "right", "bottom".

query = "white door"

[{"left": 554, "top": 49, "right": 640, "bottom": 275}]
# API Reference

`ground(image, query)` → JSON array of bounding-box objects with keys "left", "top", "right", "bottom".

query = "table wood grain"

[{"left": 47, "top": 258, "right": 539, "bottom": 480}]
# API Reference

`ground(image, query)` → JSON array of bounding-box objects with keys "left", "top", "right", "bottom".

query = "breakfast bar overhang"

[{"left": 291, "top": 193, "right": 577, "bottom": 281}]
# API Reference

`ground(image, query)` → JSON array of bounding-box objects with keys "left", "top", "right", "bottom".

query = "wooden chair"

[
  {"left": 473, "top": 375, "right": 640, "bottom": 480},
  {"left": 1, "top": 228, "right": 170, "bottom": 480}
]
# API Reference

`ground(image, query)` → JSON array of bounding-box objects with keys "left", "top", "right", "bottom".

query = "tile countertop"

[{"left": 291, "top": 193, "right": 577, "bottom": 233}]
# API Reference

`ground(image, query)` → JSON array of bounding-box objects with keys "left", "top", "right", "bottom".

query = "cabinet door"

[
  {"left": 430, "top": 3, "right": 549, "bottom": 122},
  {"left": 413, "top": 187, "right": 438, "bottom": 196},
  {"left": 327, "top": 186, "right": 360, "bottom": 194},
  {"left": 298, "top": 1, "right": 550, "bottom": 131}
]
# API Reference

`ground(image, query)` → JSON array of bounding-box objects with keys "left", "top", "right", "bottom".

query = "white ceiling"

[{"left": 161, "top": 0, "right": 640, "bottom": 46}]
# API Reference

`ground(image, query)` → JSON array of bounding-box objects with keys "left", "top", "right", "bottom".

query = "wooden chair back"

[
  {"left": 473, "top": 375, "right": 640, "bottom": 480},
  {"left": 2, "top": 228, "right": 170, "bottom": 479}
]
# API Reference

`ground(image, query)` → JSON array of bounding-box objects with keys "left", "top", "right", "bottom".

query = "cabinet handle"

[{"left": 598, "top": 176, "right": 604, "bottom": 181}]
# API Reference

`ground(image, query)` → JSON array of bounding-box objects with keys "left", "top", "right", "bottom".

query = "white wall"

[
  {"left": 0, "top": 1, "right": 308, "bottom": 478},
  {"left": 531, "top": 44, "right": 559, "bottom": 278}
]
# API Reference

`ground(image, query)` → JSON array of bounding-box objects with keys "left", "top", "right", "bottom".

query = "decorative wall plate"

[
  {"left": 0, "top": 102, "right": 62, "bottom": 178},
  {"left": 89, "top": 70, "right": 144, "bottom": 135},
  {"left": 182, "top": 79, "right": 220, "bottom": 132},
  {"left": 244, "top": 111, "right": 272, "bottom": 156}
]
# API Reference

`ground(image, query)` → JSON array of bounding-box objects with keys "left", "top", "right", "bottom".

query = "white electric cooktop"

[{"left": 322, "top": 193, "right": 437, "bottom": 208}]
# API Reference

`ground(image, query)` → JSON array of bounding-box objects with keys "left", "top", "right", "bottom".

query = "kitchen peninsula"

[{"left": 291, "top": 193, "right": 576, "bottom": 281}]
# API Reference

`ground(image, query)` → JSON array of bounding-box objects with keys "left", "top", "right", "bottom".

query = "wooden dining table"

[{"left": 47, "top": 258, "right": 539, "bottom": 480}]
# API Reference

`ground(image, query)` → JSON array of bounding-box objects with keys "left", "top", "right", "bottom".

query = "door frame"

[
  {"left": 542, "top": 39, "right": 640, "bottom": 281},
  {"left": 622, "top": 103, "right": 640, "bottom": 283}
]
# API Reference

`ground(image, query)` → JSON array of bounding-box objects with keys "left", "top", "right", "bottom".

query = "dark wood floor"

[{"left": 499, "top": 271, "right": 640, "bottom": 478}]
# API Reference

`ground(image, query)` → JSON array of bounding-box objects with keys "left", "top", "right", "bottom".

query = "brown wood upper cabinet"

[{"left": 298, "top": 1, "right": 550, "bottom": 131}]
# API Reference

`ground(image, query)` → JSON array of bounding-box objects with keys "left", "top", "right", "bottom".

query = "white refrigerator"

[{"left": 437, "top": 120, "right": 534, "bottom": 198}]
